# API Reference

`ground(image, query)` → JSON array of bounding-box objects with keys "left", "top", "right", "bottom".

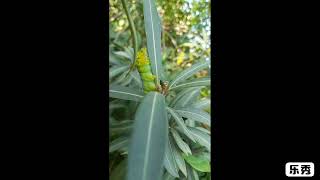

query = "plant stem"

[{"left": 120, "top": 0, "right": 138, "bottom": 69}]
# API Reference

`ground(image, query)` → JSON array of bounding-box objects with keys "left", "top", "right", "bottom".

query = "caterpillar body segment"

[{"left": 135, "top": 48, "right": 157, "bottom": 93}]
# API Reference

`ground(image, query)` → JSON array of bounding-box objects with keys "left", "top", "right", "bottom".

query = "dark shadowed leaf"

[{"left": 110, "top": 158, "right": 128, "bottom": 180}]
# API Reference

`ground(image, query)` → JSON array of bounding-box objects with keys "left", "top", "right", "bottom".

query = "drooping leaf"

[
  {"left": 163, "top": 135, "right": 179, "bottom": 177},
  {"left": 120, "top": 73, "right": 133, "bottom": 86},
  {"left": 109, "top": 136, "right": 129, "bottom": 153},
  {"left": 183, "top": 155, "right": 210, "bottom": 172},
  {"left": 114, "top": 51, "right": 133, "bottom": 62},
  {"left": 110, "top": 65, "right": 130, "bottom": 80},
  {"left": 171, "top": 140, "right": 187, "bottom": 178},
  {"left": 130, "top": 69, "right": 143, "bottom": 88},
  {"left": 170, "top": 128, "right": 192, "bottom": 155},
  {"left": 169, "top": 87, "right": 200, "bottom": 107},
  {"left": 112, "top": 70, "right": 131, "bottom": 85},
  {"left": 195, "top": 127, "right": 210, "bottom": 135},
  {"left": 189, "top": 127, "right": 210, "bottom": 151},
  {"left": 191, "top": 99, "right": 210, "bottom": 110},
  {"left": 175, "top": 108, "right": 210, "bottom": 126},
  {"left": 167, "top": 107, "right": 196, "bottom": 142},
  {"left": 109, "top": 85, "right": 144, "bottom": 102},
  {"left": 169, "top": 61, "right": 209, "bottom": 89},
  {"left": 143, "top": 0, "right": 163, "bottom": 84},
  {"left": 127, "top": 92, "right": 168, "bottom": 180},
  {"left": 174, "top": 88, "right": 201, "bottom": 108},
  {"left": 170, "top": 77, "right": 210, "bottom": 91},
  {"left": 110, "top": 120, "right": 133, "bottom": 134},
  {"left": 124, "top": 47, "right": 134, "bottom": 61}
]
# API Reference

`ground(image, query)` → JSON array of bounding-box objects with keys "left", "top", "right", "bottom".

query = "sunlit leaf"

[{"left": 183, "top": 154, "right": 210, "bottom": 172}]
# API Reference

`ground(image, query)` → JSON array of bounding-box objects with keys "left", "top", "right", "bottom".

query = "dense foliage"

[{"left": 109, "top": 0, "right": 211, "bottom": 179}]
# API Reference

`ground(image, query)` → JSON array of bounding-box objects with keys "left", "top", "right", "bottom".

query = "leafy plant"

[{"left": 109, "top": 0, "right": 211, "bottom": 179}]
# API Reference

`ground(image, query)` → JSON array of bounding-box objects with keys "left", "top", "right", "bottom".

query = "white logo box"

[{"left": 285, "top": 162, "right": 314, "bottom": 177}]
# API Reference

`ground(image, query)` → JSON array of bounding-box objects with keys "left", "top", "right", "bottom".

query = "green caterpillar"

[{"left": 135, "top": 48, "right": 157, "bottom": 94}]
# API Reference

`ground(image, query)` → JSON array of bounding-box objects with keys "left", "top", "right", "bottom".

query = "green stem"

[{"left": 120, "top": 0, "right": 138, "bottom": 69}]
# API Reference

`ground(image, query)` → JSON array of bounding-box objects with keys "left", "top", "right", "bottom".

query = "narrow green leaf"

[
  {"left": 170, "top": 87, "right": 200, "bottom": 107},
  {"left": 167, "top": 107, "right": 196, "bottom": 142},
  {"left": 109, "top": 136, "right": 129, "bottom": 153},
  {"left": 109, "top": 85, "right": 144, "bottom": 102},
  {"left": 175, "top": 108, "right": 210, "bottom": 126},
  {"left": 114, "top": 51, "right": 133, "bottom": 61},
  {"left": 183, "top": 155, "right": 210, "bottom": 172},
  {"left": 110, "top": 65, "right": 130, "bottom": 80},
  {"left": 109, "top": 49, "right": 123, "bottom": 66},
  {"left": 189, "top": 127, "right": 210, "bottom": 151},
  {"left": 143, "top": 0, "right": 163, "bottom": 84},
  {"left": 170, "top": 77, "right": 210, "bottom": 91},
  {"left": 191, "top": 99, "right": 210, "bottom": 110},
  {"left": 163, "top": 135, "right": 179, "bottom": 177},
  {"left": 195, "top": 127, "right": 210, "bottom": 135},
  {"left": 127, "top": 92, "right": 168, "bottom": 180},
  {"left": 174, "top": 88, "right": 201, "bottom": 108},
  {"left": 170, "top": 128, "right": 192, "bottom": 155},
  {"left": 124, "top": 47, "right": 134, "bottom": 61},
  {"left": 120, "top": 73, "right": 133, "bottom": 86},
  {"left": 110, "top": 120, "right": 133, "bottom": 134},
  {"left": 169, "top": 61, "right": 209, "bottom": 89},
  {"left": 171, "top": 139, "right": 187, "bottom": 178},
  {"left": 112, "top": 69, "right": 131, "bottom": 85},
  {"left": 130, "top": 69, "right": 143, "bottom": 88}
]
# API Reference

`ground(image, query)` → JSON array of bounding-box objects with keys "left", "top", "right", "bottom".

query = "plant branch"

[{"left": 120, "top": 0, "right": 138, "bottom": 70}]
